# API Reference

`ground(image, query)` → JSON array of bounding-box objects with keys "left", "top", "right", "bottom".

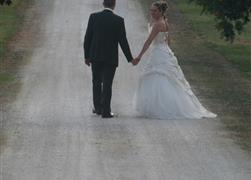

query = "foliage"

[
  {"left": 0, "top": 0, "right": 12, "bottom": 6},
  {"left": 176, "top": 0, "right": 251, "bottom": 76},
  {"left": 189, "top": 0, "right": 251, "bottom": 42}
]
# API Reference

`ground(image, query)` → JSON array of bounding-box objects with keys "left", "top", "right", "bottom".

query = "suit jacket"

[{"left": 84, "top": 9, "right": 133, "bottom": 67}]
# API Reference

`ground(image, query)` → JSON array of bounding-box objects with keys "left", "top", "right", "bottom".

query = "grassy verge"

[
  {"left": 0, "top": 0, "right": 22, "bottom": 91},
  {"left": 0, "top": 0, "right": 35, "bottom": 153},
  {"left": 174, "top": 0, "right": 251, "bottom": 151},
  {"left": 0, "top": 0, "right": 29, "bottom": 59},
  {"left": 0, "top": 0, "right": 34, "bottom": 99},
  {"left": 175, "top": 0, "right": 251, "bottom": 77},
  {"left": 0, "top": 0, "right": 25, "bottom": 89}
]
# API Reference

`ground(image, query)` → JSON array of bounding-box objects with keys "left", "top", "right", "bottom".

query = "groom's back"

[
  {"left": 84, "top": 9, "right": 132, "bottom": 66},
  {"left": 87, "top": 10, "right": 126, "bottom": 66},
  {"left": 93, "top": 10, "right": 123, "bottom": 40}
]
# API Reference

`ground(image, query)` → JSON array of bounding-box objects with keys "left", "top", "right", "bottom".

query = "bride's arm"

[
  {"left": 136, "top": 23, "right": 160, "bottom": 62},
  {"left": 166, "top": 20, "right": 171, "bottom": 46}
]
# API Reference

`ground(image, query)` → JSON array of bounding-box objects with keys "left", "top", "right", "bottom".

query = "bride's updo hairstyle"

[{"left": 153, "top": 0, "right": 169, "bottom": 16}]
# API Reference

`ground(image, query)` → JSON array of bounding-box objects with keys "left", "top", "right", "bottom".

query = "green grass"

[
  {"left": 0, "top": 1, "right": 25, "bottom": 58},
  {"left": 175, "top": 0, "right": 251, "bottom": 77},
  {"left": 0, "top": 73, "right": 14, "bottom": 84},
  {"left": 1, "top": 1, "right": 33, "bottom": 153},
  {"left": 0, "top": 0, "right": 26, "bottom": 86}
]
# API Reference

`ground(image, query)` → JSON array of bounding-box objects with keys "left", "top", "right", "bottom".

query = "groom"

[{"left": 84, "top": 0, "right": 136, "bottom": 118}]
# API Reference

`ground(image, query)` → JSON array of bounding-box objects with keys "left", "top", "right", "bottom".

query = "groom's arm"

[
  {"left": 118, "top": 19, "right": 133, "bottom": 62},
  {"left": 84, "top": 14, "right": 94, "bottom": 60}
]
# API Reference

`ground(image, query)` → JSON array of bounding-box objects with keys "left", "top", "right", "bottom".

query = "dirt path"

[{"left": 0, "top": 0, "right": 250, "bottom": 179}]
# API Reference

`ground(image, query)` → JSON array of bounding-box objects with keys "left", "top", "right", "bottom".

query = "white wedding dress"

[{"left": 134, "top": 26, "right": 217, "bottom": 120}]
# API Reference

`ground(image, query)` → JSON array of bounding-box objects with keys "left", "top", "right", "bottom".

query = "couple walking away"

[{"left": 84, "top": 0, "right": 217, "bottom": 119}]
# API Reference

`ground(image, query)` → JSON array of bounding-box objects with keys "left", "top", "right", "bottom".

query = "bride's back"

[
  {"left": 148, "top": 21, "right": 169, "bottom": 45},
  {"left": 153, "top": 31, "right": 168, "bottom": 45}
]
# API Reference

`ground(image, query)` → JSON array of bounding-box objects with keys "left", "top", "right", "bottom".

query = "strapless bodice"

[{"left": 153, "top": 31, "right": 168, "bottom": 45}]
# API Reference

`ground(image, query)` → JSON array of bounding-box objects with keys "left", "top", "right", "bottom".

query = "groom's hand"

[{"left": 85, "top": 59, "right": 91, "bottom": 67}]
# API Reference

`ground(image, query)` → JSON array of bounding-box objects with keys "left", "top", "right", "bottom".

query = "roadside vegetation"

[
  {"left": 0, "top": 0, "right": 33, "bottom": 153},
  {"left": 176, "top": 0, "right": 251, "bottom": 77},
  {"left": 174, "top": 0, "right": 251, "bottom": 151},
  {"left": 0, "top": 0, "right": 35, "bottom": 103},
  {"left": 189, "top": 0, "right": 251, "bottom": 43},
  {"left": 0, "top": 0, "right": 25, "bottom": 99}
]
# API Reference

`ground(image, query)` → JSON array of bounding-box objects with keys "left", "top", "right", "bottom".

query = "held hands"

[
  {"left": 85, "top": 57, "right": 140, "bottom": 67},
  {"left": 85, "top": 59, "right": 91, "bottom": 66},
  {"left": 131, "top": 57, "right": 140, "bottom": 66}
]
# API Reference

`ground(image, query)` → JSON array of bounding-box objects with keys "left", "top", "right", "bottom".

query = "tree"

[
  {"left": 0, "top": 0, "right": 12, "bottom": 6},
  {"left": 189, "top": 0, "right": 251, "bottom": 42}
]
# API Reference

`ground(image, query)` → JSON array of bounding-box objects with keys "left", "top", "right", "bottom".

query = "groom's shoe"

[
  {"left": 102, "top": 112, "right": 114, "bottom": 118},
  {"left": 92, "top": 109, "right": 101, "bottom": 115}
]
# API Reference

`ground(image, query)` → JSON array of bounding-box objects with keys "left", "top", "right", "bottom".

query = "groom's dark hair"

[{"left": 103, "top": 0, "right": 116, "bottom": 8}]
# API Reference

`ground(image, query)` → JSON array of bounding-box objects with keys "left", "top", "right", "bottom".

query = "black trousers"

[{"left": 91, "top": 62, "right": 116, "bottom": 115}]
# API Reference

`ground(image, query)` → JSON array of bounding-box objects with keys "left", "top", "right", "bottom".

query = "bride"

[{"left": 132, "top": 0, "right": 217, "bottom": 120}]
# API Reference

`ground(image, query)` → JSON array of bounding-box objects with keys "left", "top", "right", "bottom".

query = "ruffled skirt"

[{"left": 134, "top": 44, "right": 217, "bottom": 120}]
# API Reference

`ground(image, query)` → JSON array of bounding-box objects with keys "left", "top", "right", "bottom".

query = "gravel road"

[{"left": 1, "top": 0, "right": 250, "bottom": 179}]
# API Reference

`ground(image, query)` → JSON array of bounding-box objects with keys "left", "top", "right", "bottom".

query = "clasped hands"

[
  {"left": 131, "top": 56, "right": 140, "bottom": 66},
  {"left": 85, "top": 56, "right": 141, "bottom": 67}
]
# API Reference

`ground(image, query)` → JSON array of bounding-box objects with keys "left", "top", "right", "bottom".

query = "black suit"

[{"left": 84, "top": 9, "right": 133, "bottom": 115}]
